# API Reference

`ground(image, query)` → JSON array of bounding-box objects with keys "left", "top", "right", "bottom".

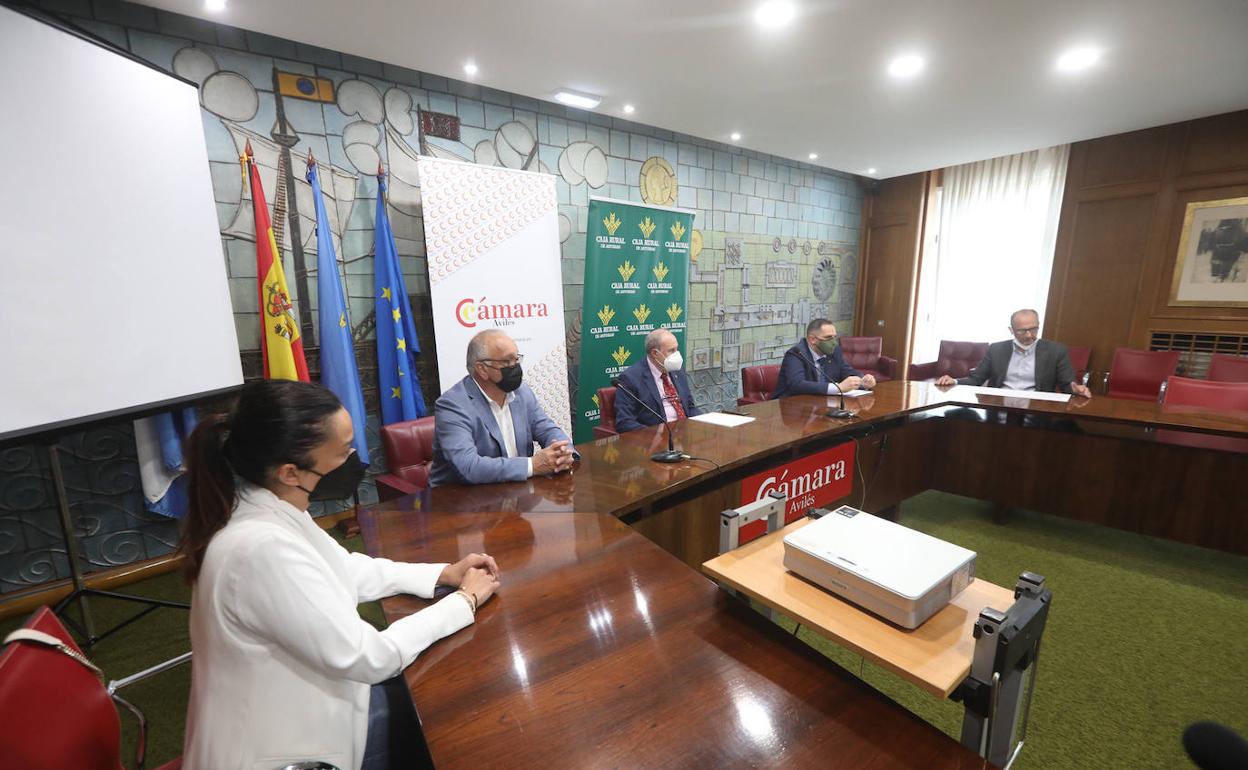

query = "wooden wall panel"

[{"left": 1045, "top": 109, "right": 1248, "bottom": 381}]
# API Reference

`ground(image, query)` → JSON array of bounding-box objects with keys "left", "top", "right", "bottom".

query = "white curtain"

[{"left": 912, "top": 145, "right": 1069, "bottom": 363}]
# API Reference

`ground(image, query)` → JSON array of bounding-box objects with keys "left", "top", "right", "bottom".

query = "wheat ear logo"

[
  {"left": 652, "top": 262, "right": 669, "bottom": 281},
  {"left": 666, "top": 303, "right": 683, "bottom": 322},
  {"left": 591, "top": 393, "right": 600, "bottom": 408},
  {"left": 596, "top": 305, "right": 615, "bottom": 326},
  {"left": 633, "top": 304, "right": 651, "bottom": 324},
  {"left": 638, "top": 216, "right": 657, "bottom": 238},
  {"left": 602, "top": 211, "right": 622, "bottom": 235},
  {"left": 611, "top": 346, "right": 631, "bottom": 366},
  {"left": 617, "top": 260, "right": 637, "bottom": 281},
  {"left": 670, "top": 220, "right": 686, "bottom": 241}
]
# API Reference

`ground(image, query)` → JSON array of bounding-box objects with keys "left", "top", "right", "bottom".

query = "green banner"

[{"left": 575, "top": 198, "right": 693, "bottom": 442}]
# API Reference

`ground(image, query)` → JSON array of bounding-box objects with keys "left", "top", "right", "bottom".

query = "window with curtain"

[{"left": 912, "top": 145, "right": 1070, "bottom": 364}]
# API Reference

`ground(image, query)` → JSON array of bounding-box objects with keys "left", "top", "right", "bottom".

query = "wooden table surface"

[
  {"left": 703, "top": 518, "right": 1016, "bottom": 698},
  {"left": 360, "top": 507, "right": 991, "bottom": 770}
]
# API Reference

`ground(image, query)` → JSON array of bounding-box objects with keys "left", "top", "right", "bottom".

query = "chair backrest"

[
  {"left": 1208, "top": 353, "right": 1248, "bottom": 383},
  {"left": 1066, "top": 345, "right": 1092, "bottom": 381},
  {"left": 1107, "top": 348, "right": 1180, "bottom": 401},
  {"left": 935, "top": 340, "right": 991, "bottom": 379},
  {"left": 1163, "top": 376, "right": 1248, "bottom": 411},
  {"left": 380, "top": 416, "right": 437, "bottom": 490},
  {"left": 839, "top": 336, "right": 883, "bottom": 371},
  {"left": 0, "top": 606, "right": 123, "bottom": 770},
  {"left": 596, "top": 387, "right": 617, "bottom": 432},
  {"left": 741, "top": 365, "right": 781, "bottom": 403}
]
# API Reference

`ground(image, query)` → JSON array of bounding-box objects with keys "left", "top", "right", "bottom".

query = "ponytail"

[
  {"left": 178, "top": 380, "right": 343, "bottom": 581},
  {"left": 180, "top": 415, "right": 235, "bottom": 581}
]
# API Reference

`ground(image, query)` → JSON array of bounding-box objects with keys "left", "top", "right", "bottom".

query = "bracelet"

[{"left": 454, "top": 589, "right": 477, "bottom": 615}]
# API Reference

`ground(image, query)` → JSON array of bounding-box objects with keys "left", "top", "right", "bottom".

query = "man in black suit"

[
  {"left": 614, "top": 328, "right": 702, "bottom": 433},
  {"left": 771, "top": 318, "right": 875, "bottom": 399},
  {"left": 936, "top": 309, "right": 1092, "bottom": 398}
]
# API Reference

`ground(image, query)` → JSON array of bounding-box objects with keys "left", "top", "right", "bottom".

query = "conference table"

[{"left": 359, "top": 379, "right": 1247, "bottom": 767}]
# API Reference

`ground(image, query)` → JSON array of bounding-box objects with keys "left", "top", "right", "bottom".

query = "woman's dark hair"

[{"left": 180, "top": 380, "right": 342, "bottom": 580}]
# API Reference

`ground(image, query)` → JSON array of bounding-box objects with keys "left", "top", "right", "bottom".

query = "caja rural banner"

[
  {"left": 737, "top": 442, "right": 857, "bottom": 543},
  {"left": 419, "top": 156, "right": 572, "bottom": 437},
  {"left": 576, "top": 197, "right": 694, "bottom": 442}
]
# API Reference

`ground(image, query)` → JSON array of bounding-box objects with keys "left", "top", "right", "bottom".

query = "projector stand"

[
  {"left": 953, "top": 572, "right": 1052, "bottom": 769},
  {"left": 44, "top": 442, "right": 189, "bottom": 649}
]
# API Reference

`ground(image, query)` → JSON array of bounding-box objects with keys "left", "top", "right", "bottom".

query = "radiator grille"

[{"left": 1148, "top": 331, "right": 1248, "bottom": 377}]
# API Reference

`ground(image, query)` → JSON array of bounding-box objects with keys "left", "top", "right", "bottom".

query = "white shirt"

[
  {"left": 807, "top": 342, "right": 840, "bottom": 396},
  {"left": 647, "top": 356, "right": 679, "bottom": 421},
  {"left": 182, "top": 484, "right": 473, "bottom": 770},
  {"left": 474, "top": 379, "right": 534, "bottom": 477},
  {"left": 1003, "top": 344, "right": 1037, "bottom": 390}
]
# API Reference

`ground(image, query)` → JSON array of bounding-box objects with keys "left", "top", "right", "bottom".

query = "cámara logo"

[
  {"left": 736, "top": 443, "right": 856, "bottom": 543},
  {"left": 456, "top": 296, "right": 549, "bottom": 328},
  {"left": 670, "top": 220, "right": 686, "bottom": 241},
  {"left": 602, "top": 211, "right": 623, "bottom": 235},
  {"left": 596, "top": 305, "right": 616, "bottom": 326},
  {"left": 638, "top": 217, "right": 657, "bottom": 238}
]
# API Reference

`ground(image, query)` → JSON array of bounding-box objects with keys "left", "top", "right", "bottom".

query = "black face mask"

[
  {"left": 299, "top": 451, "right": 366, "bottom": 501},
  {"left": 497, "top": 362, "right": 523, "bottom": 393}
]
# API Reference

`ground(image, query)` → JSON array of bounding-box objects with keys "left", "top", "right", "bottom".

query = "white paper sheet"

[
  {"left": 689, "top": 412, "right": 756, "bottom": 427},
  {"left": 954, "top": 385, "right": 1071, "bottom": 403}
]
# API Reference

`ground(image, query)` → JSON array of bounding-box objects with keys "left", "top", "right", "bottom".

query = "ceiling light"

[
  {"left": 808, "top": 153, "right": 818, "bottom": 160},
  {"left": 554, "top": 90, "right": 602, "bottom": 110},
  {"left": 866, "top": 167, "right": 877, "bottom": 175},
  {"left": 204, "top": 0, "right": 226, "bottom": 11},
  {"left": 623, "top": 104, "right": 635, "bottom": 114},
  {"left": 754, "top": 1, "right": 797, "bottom": 29},
  {"left": 730, "top": 132, "right": 742, "bottom": 141},
  {"left": 887, "top": 54, "right": 925, "bottom": 79},
  {"left": 463, "top": 61, "right": 478, "bottom": 76},
  {"left": 1056, "top": 47, "right": 1102, "bottom": 73}
]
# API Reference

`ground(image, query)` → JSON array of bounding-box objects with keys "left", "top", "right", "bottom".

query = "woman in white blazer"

[{"left": 179, "top": 380, "right": 499, "bottom": 770}]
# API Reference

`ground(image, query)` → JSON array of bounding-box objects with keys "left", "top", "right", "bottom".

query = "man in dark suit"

[
  {"left": 936, "top": 309, "right": 1093, "bottom": 397},
  {"left": 771, "top": 318, "right": 875, "bottom": 399},
  {"left": 614, "top": 328, "right": 702, "bottom": 433},
  {"left": 430, "top": 329, "right": 576, "bottom": 486}
]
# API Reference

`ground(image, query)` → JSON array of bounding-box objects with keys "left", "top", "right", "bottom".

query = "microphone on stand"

[
  {"left": 826, "top": 379, "right": 855, "bottom": 419},
  {"left": 610, "top": 377, "right": 685, "bottom": 463}
]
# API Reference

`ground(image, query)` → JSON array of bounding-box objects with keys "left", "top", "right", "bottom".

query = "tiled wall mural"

[{"left": 0, "top": 0, "right": 865, "bottom": 592}]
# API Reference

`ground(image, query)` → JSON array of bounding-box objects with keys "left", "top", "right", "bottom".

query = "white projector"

[{"left": 782, "top": 506, "right": 976, "bottom": 629}]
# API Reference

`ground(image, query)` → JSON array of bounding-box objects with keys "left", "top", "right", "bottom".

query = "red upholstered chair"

[
  {"left": 1105, "top": 348, "right": 1179, "bottom": 401},
  {"left": 376, "top": 416, "right": 436, "bottom": 501},
  {"left": 839, "top": 336, "right": 898, "bottom": 382},
  {"left": 0, "top": 606, "right": 188, "bottom": 770},
  {"left": 1208, "top": 353, "right": 1248, "bottom": 383},
  {"left": 1157, "top": 376, "right": 1248, "bottom": 453},
  {"left": 907, "top": 340, "right": 991, "bottom": 381},
  {"left": 593, "top": 387, "right": 618, "bottom": 439},
  {"left": 738, "top": 364, "right": 781, "bottom": 405},
  {"left": 1066, "top": 345, "right": 1092, "bottom": 386}
]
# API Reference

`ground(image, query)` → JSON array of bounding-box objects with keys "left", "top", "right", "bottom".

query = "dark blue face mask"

[{"left": 298, "top": 451, "right": 365, "bottom": 501}]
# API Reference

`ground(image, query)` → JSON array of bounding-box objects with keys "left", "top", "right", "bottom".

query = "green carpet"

[{"left": 3, "top": 496, "right": 1245, "bottom": 769}]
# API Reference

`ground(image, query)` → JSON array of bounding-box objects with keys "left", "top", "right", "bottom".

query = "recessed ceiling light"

[
  {"left": 554, "top": 90, "right": 602, "bottom": 110},
  {"left": 623, "top": 104, "right": 635, "bottom": 114},
  {"left": 754, "top": 1, "right": 797, "bottom": 29},
  {"left": 463, "top": 61, "right": 478, "bottom": 76},
  {"left": 887, "top": 54, "right": 925, "bottom": 79},
  {"left": 866, "top": 167, "right": 877, "bottom": 175},
  {"left": 808, "top": 153, "right": 818, "bottom": 160},
  {"left": 730, "top": 132, "right": 742, "bottom": 141},
  {"left": 1056, "top": 46, "right": 1102, "bottom": 73},
  {"left": 204, "top": 0, "right": 226, "bottom": 11}
]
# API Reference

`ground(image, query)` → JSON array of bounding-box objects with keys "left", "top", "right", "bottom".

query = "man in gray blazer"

[
  {"left": 430, "top": 329, "right": 576, "bottom": 486},
  {"left": 937, "top": 309, "right": 1093, "bottom": 398}
]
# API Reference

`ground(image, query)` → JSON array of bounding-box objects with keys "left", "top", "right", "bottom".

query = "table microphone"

[
  {"left": 610, "top": 377, "right": 685, "bottom": 463},
  {"left": 827, "top": 380, "right": 855, "bottom": 419}
]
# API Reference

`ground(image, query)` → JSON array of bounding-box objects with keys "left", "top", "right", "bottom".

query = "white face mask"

[
  {"left": 1014, "top": 337, "right": 1038, "bottom": 352},
  {"left": 662, "top": 350, "right": 683, "bottom": 373}
]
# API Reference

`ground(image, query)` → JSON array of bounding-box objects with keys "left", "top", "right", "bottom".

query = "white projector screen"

[{"left": 0, "top": 6, "right": 242, "bottom": 443}]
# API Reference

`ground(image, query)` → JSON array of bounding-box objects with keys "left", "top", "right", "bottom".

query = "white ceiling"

[{"left": 138, "top": 0, "right": 1248, "bottom": 179}]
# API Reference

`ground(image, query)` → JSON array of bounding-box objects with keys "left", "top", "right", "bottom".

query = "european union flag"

[
  {"left": 374, "top": 170, "right": 428, "bottom": 424},
  {"left": 309, "top": 156, "right": 370, "bottom": 464}
]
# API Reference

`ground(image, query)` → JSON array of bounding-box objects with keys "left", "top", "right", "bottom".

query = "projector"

[{"left": 783, "top": 506, "right": 976, "bottom": 629}]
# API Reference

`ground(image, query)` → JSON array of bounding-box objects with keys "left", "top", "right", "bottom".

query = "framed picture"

[{"left": 1169, "top": 196, "right": 1248, "bottom": 307}]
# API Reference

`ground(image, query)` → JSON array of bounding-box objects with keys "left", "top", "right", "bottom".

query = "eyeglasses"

[
  {"left": 1010, "top": 327, "right": 1039, "bottom": 336},
  {"left": 480, "top": 354, "right": 524, "bottom": 368}
]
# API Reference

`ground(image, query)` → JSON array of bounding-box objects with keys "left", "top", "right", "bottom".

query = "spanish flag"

[{"left": 242, "top": 140, "right": 309, "bottom": 381}]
